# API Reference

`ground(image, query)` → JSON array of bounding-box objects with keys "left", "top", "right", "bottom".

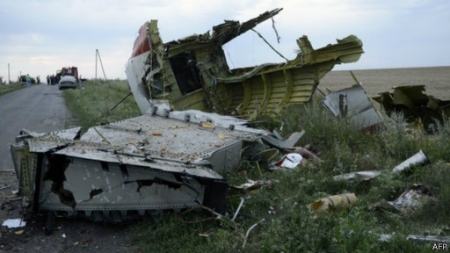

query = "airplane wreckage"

[{"left": 10, "top": 8, "right": 367, "bottom": 223}]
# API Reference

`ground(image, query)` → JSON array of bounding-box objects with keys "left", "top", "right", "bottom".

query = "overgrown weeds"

[{"left": 62, "top": 81, "right": 449, "bottom": 252}]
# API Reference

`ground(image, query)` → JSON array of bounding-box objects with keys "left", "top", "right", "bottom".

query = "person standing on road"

[
  {"left": 26, "top": 74, "right": 31, "bottom": 87},
  {"left": 79, "top": 75, "right": 83, "bottom": 88}
]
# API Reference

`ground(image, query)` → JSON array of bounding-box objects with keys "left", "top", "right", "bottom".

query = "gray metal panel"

[
  {"left": 39, "top": 158, "right": 204, "bottom": 211},
  {"left": 323, "top": 85, "right": 382, "bottom": 130}
]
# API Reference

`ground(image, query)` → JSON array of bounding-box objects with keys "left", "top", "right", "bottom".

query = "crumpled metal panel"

[
  {"left": 323, "top": 84, "right": 383, "bottom": 130},
  {"left": 372, "top": 85, "right": 450, "bottom": 131},
  {"left": 39, "top": 158, "right": 205, "bottom": 212}
]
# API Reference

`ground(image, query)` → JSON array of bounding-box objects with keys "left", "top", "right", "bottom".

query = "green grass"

[
  {"left": 62, "top": 79, "right": 141, "bottom": 130},
  {"left": 0, "top": 83, "right": 26, "bottom": 98},
  {"left": 62, "top": 81, "right": 450, "bottom": 252}
]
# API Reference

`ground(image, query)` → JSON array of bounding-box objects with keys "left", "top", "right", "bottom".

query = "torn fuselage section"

[
  {"left": 126, "top": 8, "right": 364, "bottom": 120},
  {"left": 10, "top": 111, "right": 295, "bottom": 221}
]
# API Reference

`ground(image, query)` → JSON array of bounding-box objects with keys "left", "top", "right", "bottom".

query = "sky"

[{"left": 1, "top": 0, "right": 449, "bottom": 82}]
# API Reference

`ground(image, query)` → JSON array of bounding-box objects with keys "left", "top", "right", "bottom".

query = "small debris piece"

[
  {"left": 15, "top": 230, "right": 24, "bottom": 235},
  {"left": 309, "top": 193, "right": 358, "bottom": 217},
  {"left": 218, "top": 133, "right": 227, "bottom": 139},
  {"left": 152, "top": 131, "right": 162, "bottom": 136},
  {"left": 273, "top": 153, "right": 303, "bottom": 169},
  {"left": 392, "top": 150, "right": 430, "bottom": 173},
  {"left": 233, "top": 179, "right": 276, "bottom": 191},
  {"left": 242, "top": 219, "right": 265, "bottom": 249},
  {"left": 323, "top": 84, "right": 383, "bottom": 131},
  {"left": 333, "top": 171, "right": 381, "bottom": 181},
  {"left": 2, "top": 218, "right": 26, "bottom": 228},
  {"left": 370, "top": 184, "right": 431, "bottom": 215},
  {"left": 379, "top": 234, "right": 450, "bottom": 244},
  {"left": 232, "top": 197, "right": 245, "bottom": 221},
  {"left": 201, "top": 122, "right": 215, "bottom": 129},
  {"left": 406, "top": 235, "right": 450, "bottom": 243}
]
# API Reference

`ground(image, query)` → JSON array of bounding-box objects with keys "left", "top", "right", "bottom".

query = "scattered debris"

[
  {"left": 333, "top": 171, "right": 381, "bottom": 181},
  {"left": 272, "top": 153, "right": 303, "bottom": 169},
  {"left": 308, "top": 193, "right": 358, "bottom": 217},
  {"left": 2, "top": 218, "right": 26, "bottom": 228},
  {"left": 232, "top": 179, "right": 276, "bottom": 192},
  {"left": 370, "top": 184, "right": 432, "bottom": 214},
  {"left": 373, "top": 85, "right": 450, "bottom": 133},
  {"left": 392, "top": 149, "right": 430, "bottom": 173},
  {"left": 242, "top": 218, "right": 265, "bottom": 249},
  {"left": 333, "top": 149, "right": 429, "bottom": 181},
  {"left": 232, "top": 197, "right": 245, "bottom": 221}
]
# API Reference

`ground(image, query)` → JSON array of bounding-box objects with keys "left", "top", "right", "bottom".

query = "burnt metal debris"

[
  {"left": 372, "top": 85, "right": 450, "bottom": 133},
  {"left": 9, "top": 8, "right": 364, "bottom": 223}
]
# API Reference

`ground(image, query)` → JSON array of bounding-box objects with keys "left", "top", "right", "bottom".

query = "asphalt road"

[{"left": 0, "top": 83, "right": 72, "bottom": 171}]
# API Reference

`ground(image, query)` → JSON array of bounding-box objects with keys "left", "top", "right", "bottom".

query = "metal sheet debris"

[
  {"left": 372, "top": 85, "right": 450, "bottom": 133},
  {"left": 333, "top": 171, "right": 381, "bottom": 181},
  {"left": 323, "top": 84, "right": 383, "bottom": 131}
]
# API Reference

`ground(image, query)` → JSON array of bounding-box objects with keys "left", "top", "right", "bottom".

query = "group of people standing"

[{"left": 46, "top": 75, "right": 60, "bottom": 85}]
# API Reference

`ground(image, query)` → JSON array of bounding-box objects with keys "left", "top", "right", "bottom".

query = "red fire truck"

[{"left": 56, "top": 66, "right": 78, "bottom": 83}]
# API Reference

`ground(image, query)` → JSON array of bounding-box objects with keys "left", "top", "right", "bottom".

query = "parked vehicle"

[{"left": 58, "top": 75, "right": 77, "bottom": 90}]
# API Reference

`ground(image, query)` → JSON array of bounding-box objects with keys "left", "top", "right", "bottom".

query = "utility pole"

[
  {"left": 95, "top": 49, "right": 107, "bottom": 80},
  {"left": 8, "top": 63, "right": 10, "bottom": 84}
]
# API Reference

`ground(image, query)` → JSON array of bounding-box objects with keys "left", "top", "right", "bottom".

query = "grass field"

[
  {"left": 320, "top": 66, "right": 450, "bottom": 99},
  {"left": 0, "top": 83, "right": 26, "bottom": 98},
  {"left": 63, "top": 68, "right": 450, "bottom": 252}
]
